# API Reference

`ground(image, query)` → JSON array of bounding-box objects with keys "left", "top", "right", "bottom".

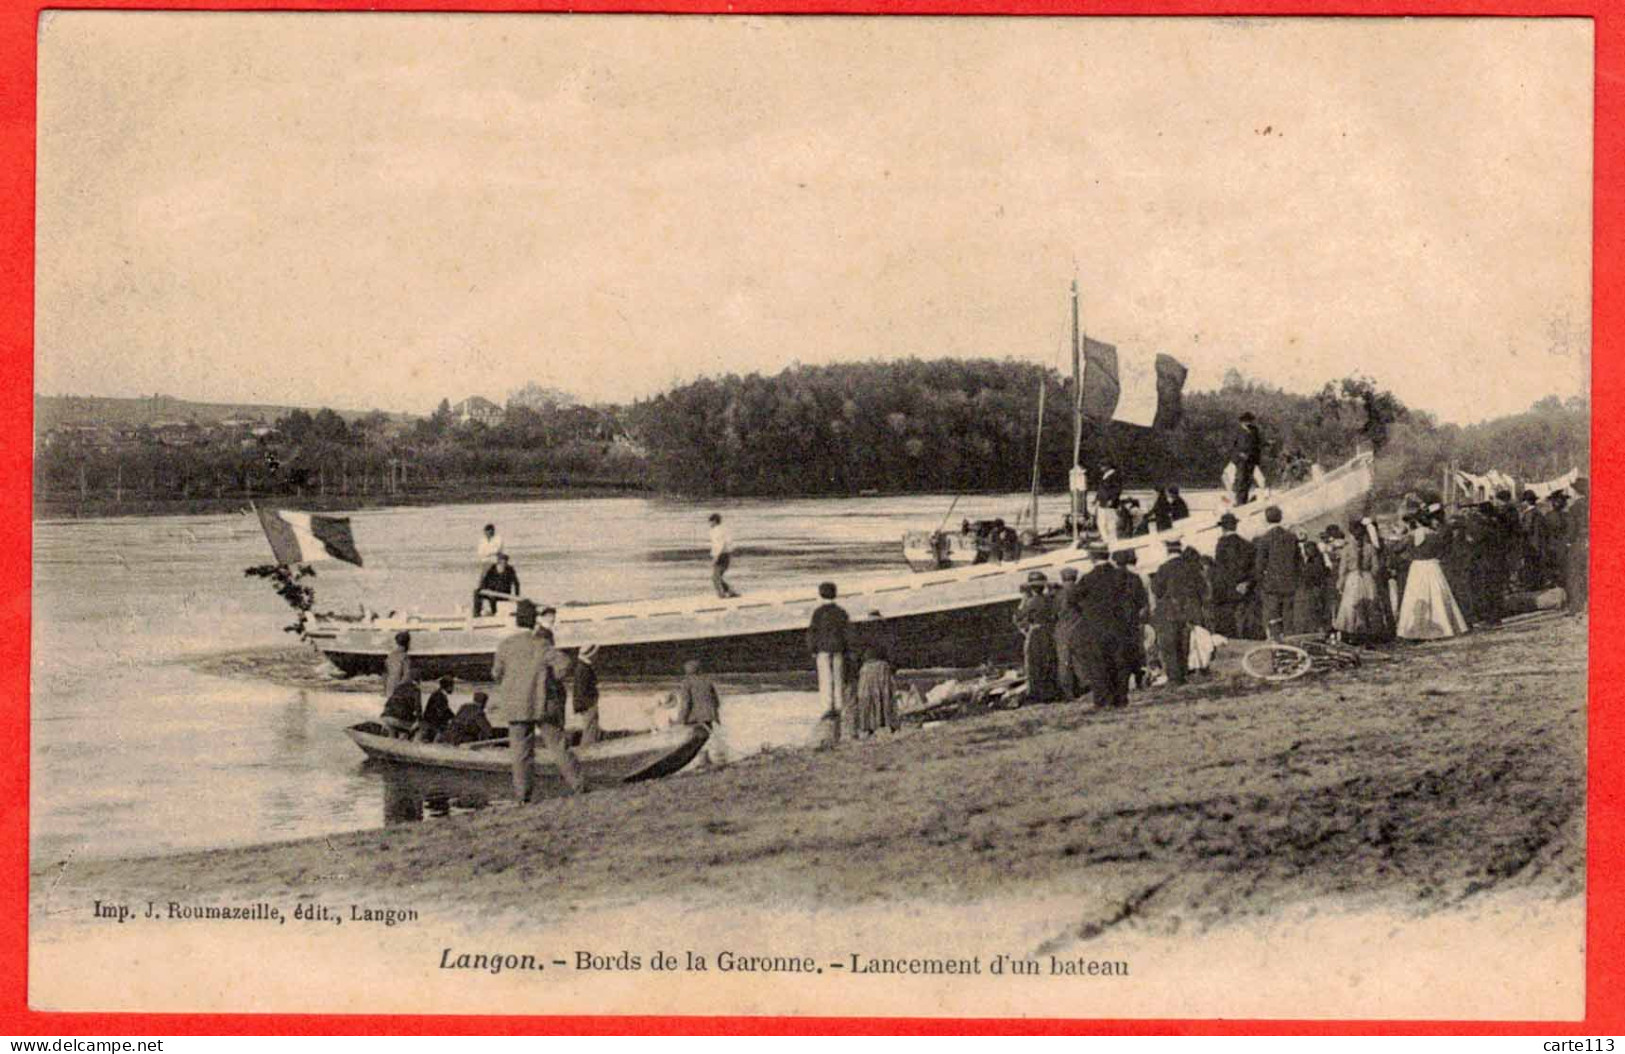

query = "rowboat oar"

[{"left": 934, "top": 495, "right": 962, "bottom": 534}]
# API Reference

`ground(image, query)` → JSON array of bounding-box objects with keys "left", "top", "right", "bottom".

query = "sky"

[{"left": 34, "top": 14, "right": 1592, "bottom": 424}]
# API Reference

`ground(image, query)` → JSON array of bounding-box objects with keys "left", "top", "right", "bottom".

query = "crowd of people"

[
  {"left": 1006, "top": 478, "right": 1589, "bottom": 707},
  {"left": 373, "top": 470, "right": 1590, "bottom": 801}
]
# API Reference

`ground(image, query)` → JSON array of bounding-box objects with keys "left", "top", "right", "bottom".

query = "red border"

[{"left": 0, "top": 0, "right": 1616, "bottom": 1035}]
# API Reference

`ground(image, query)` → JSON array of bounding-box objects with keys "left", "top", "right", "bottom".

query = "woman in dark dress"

[{"left": 1290, "top": 532, "right": 1331, "bottom": 635}]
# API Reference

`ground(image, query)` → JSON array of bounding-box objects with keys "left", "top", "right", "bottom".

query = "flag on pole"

[
  {"left": 256, "top": 507, "right": 364, "bottom": 567},
  {"left": 1080, "top": 337, "right": 1188, "bottom": 429}
]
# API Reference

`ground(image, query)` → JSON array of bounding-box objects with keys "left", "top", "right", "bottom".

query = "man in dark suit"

[
  {"left": 1152, "top": 539, "right": 1209, "bottom": 686},
  {"left": 1209, "top": 512, "right": 1253, "bottom": 638},
  {"left": 1253, "top": 505, "right": 1301, "bottom": 641},
  {"left": 1113, "top": 551, "right": 1151, "bottom": 689},
  {"left": 1062, "top": 545, "right": 1134, "bottom": 708},
  {"left": 1234, "top": 412, "right": 1265, "bottom": 505}
]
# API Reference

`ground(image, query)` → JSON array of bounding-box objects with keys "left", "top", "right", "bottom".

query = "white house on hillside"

[{"left": 452, "top": 396, "right": 504, "bottom": 427}]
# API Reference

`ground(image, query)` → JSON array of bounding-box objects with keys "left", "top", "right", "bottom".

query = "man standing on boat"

[
  {"left": 492, "top": 600, "right": 584, "bottom": 801},
  {"left": 1234, "top": 413, "right": 1265, "bottom": 505},
  {"left": 709, "top": 514, "right": 740, "bottom": 598},
  {"left": 808, "top": 582, "right": 850, "bottom": 739},
  {"left": 478, "top": 523, "right": 504, "bottom": 569}
]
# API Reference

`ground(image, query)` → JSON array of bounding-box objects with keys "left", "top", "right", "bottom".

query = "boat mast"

[
  {"left": 1070, "top": 278, "right": 1083, "bottom": 542},
  {"left": 1028, "top": 376, "right": 1045, "bottom": 531}
]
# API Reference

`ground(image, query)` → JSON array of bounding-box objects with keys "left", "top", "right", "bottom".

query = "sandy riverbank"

[{"left": 32, "top": 614, "right": 1587, "bottom": 1018}]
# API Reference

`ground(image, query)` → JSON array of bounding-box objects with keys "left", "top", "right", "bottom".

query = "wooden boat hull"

[
  {"left": 345, "top": 721, "right": 709, "bottom": 789},
  {"left": 310, "top": 451, "right": 1374, "bottom": 680}
]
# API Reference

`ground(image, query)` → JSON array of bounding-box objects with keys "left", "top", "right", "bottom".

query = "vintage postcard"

[{"left": 29, "top": 12, "right": 1590, "bottom": 1020}]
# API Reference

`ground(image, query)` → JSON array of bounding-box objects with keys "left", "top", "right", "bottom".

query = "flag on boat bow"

[
  {"left": 256, "top": 507, "right": 364, "bottom": 567},
  {"left": 1080, "top": 338, "right": 1188, "bottom": 429}
]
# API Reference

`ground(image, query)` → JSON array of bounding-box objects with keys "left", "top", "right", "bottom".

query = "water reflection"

[{"left": 367, "top": 760, "right": 502, "bottom": 827}]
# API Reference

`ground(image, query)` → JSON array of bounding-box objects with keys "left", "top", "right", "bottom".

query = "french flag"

[
  {"left": 1080, "top": 337, "right": 1188, "bottom": 430},
  {"left": 256, "top": 507, "right": 364, "bottom": 567}
]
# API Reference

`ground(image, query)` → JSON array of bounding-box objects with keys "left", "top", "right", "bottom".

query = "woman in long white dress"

[{"left": 1396, "top": 512, "right": 1470, "bottom": 641}]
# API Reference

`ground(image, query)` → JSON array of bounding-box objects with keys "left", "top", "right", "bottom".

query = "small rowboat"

[{"left": 345, "top": 721, "right": 709, "bottom": 791}]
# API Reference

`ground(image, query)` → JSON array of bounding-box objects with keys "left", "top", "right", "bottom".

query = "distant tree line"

[
  {"left": 626, "top": 360, "right": 1589, "bottom": 503},
  {"left": 34, "top": 359, "right": 1588, "bottom": 512},
  {"left": 34, "top": 398, "right": 647, "bottom": 510}
]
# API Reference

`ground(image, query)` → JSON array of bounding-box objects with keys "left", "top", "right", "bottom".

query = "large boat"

[
  {"left": 304, "top": 447, "right": 1374, "bottom": 681},
  {"left": 345, "top": 721, "right": 709, "bottom": 789}
]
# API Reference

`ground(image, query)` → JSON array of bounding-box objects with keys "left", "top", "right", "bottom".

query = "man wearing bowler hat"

[
  {"left": 492, "top": 599, "right": 584, "bottom": 801},
  {"left": 1209, "top": 512, "right": 1253, "bottom": 638}
]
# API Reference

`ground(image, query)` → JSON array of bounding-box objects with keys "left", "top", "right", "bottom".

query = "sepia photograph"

[{"left": 27, "top": 12, "right": 1591, "bottom": 1021}]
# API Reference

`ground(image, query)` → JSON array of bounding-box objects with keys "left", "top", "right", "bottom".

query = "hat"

[
  {"left": 472, "top": 691, "right": 489, "bottom": 705},
  {"left": 1239, "top": 411, "right": 1256, "bottom": 423},
  {"left": 438, "top": 675, "right": 455, "bottom": 689},
  {"left": 1026, "top": 570, "right": 1048, "bottom": 585},
  {"left": 818, "top": 582, "right": 838, "bottom": 600},
  {"left": 495, "top": 550, "right": 509, "bottom": 560},
  {"left": 1164, "top": 539, "right": 1184, "bottom": 553},
  {"left": 1218, "top": 512, "right": 1239, "bottom": 528},
  {"left": 1086, "top": 543, "right": 1110, "bottom": 561},
  {"left": 1522, "top": 490, "right": 1538, "bottom": 504},
  {"left": 483, "top": 523, "right": 495, "bottom": 532},
  {"left": 1059, "top": 567, "right": 1080, "bottom": 582},
  {"left": 1264, "top": 505, "right": 1284, "bottom": 523},
  {"left": 1551, "top": 491, "right": 1570, "bottom": 506},
  {"left": 1322, "top": 524, "right": 1345, "bottom": 540},
  {"left": 514, "top": 599, "right": 538, "bottom": 627},
  {"left": 708, "top": 513, "right": 722, "bottom": 524},
  {"left": 394, "top": 630, "right": 412, "bottom": 648}
]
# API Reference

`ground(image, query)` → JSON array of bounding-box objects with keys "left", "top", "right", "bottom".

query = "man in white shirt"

[
  {"left": 477, "top": 524, "right": 503, "bottom": 568},
  {"left": 475, "top": 524, "right": 505, "bottom": 615},
  {"left": 708, "top": 513, "right": 739, "bottom": 598}
]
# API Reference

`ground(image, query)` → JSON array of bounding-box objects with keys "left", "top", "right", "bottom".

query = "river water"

[{"left": 32, "top": 489, "right": 1213, "bottom": 862}]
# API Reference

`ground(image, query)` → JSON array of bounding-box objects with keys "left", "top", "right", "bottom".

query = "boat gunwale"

[{"left": 311, "top": 451, "right": 1373, "bottom": 653}]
